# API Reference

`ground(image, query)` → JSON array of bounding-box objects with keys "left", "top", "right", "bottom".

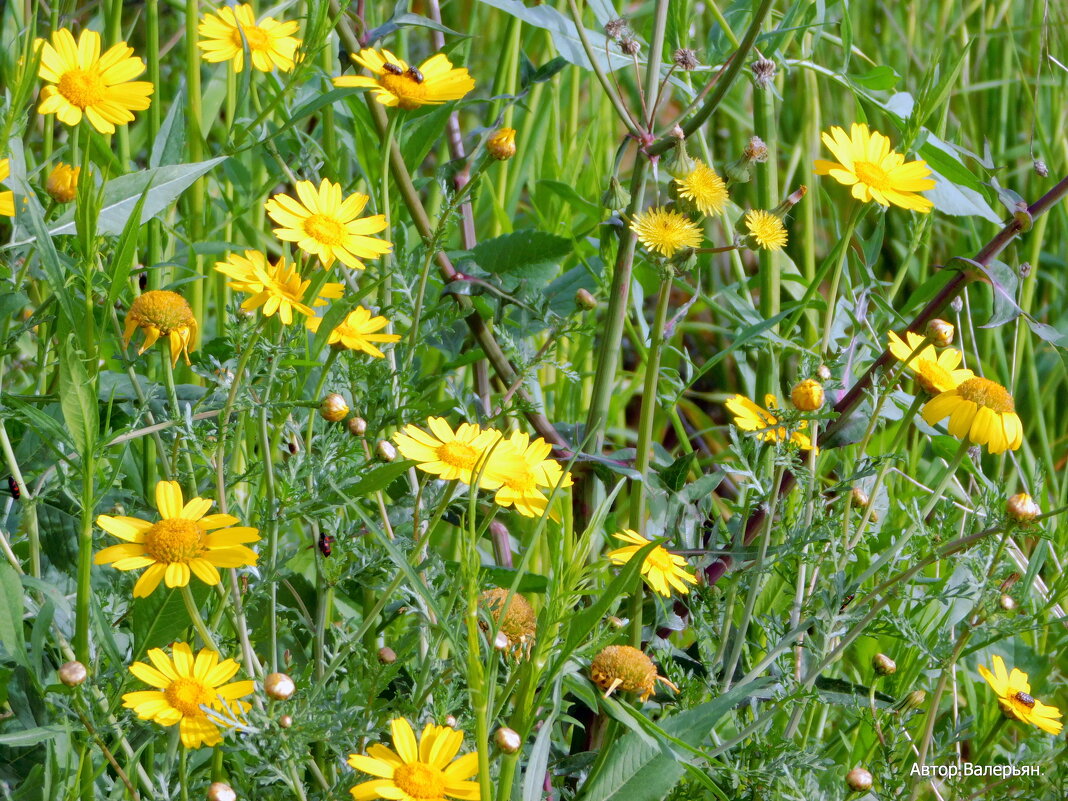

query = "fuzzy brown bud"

[
  {"left": 604, "top": 18, "right": 628, "bottom": 40},
  {"left": 378, "top": 647, "right": 397, "bottom": 664},
  {"left": 790, "top": 379, "right": 824, "bottom": 411},
  {"left": 347, "top": 416, "right": 367, "bottom": 436},
  {"left": 1019, "top": 262, "right": 1032, "bottom": 278},
  {"left": 872, "top": 653, "right": 897, "bottom": 675},
  {"left": 59, "top": 661, "right": 88, "bottom": 687},
  {"left": 375, "top": 440, "right": 397, "bottom": 462},
  {"left": 264, "top": 672, "right": 296, "bottom": 701},
  {"left": 925, "top": 319, "right": 954, "bottom": 347},
  {"left": 672, "top": 48, "right": 699, "bottom": 71},
  {"left": 319, "top": 393, "right": 349, "bottom": 422},
  {"left": 1006, "top": 492, "right": 1040, "bottom": 523},
  {"left": 751, "top": 57, "right": 776, "bottom": 88},
  {"left": 845, "top": 767, "right": 873, "bottom": 792},
  {"left": 851, "top": 487, "right": 870, "bottom": 508},
  {"left": 494, "top": 726, "right": 522, "bottom": 753},
  {"left": 207, "top": 783, "right": 236, "bottom": 801}
]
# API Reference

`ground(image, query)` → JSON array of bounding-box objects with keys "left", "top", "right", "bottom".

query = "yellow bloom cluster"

[{"left": 393, "top": 418, "right": 572, "bottom": 519}]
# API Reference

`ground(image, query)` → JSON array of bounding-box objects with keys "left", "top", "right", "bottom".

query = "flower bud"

[
  {"left": 896, "top": 689, "right": 926, "bottom": 714},
  {"left": 620, "top": 38, "right": 640, "bottom": 56},
  {"left": 59, "top": 661, "right": 88, "bottom": 687},
  {"left": 845, "top": 767, "right": 873, "bottom": 792},
  {"left": 672, "top": 48, "right": 699, "bottom": 71},
  {"left": 444, "top": 715, "right": 458, "bottom": 728},
  {"left": 207, "top": 783, "right": 236, "bottom": 801},
  {"left": 1034, "top": 159, "right": 1049, "bottom": 178},
  {"left": 925, "top": 319, "right": 954, "bottom": 347},
  {"left": 751, "top": 57, "right": 776, "bottom": 88},
  {"left": 1019, "top": 261, "right": 1032, "bottom": 278},
  {"left": 319, "top": 393, "right": 349, "bottom": 422},
  {"left": 46, "top": 163, "right": 80, "bottom": 204},
  {"left": 872, "top": 653, "right": 897, "bottom": 675},
  {"left": 950, "top": 296, "right": 964, "bottom": 314},
  {"left": 607, "top": 615, "right": 626, "bottom": 630},
  {"left": 494, "top": 726, "right": 522, "bottom": 754},
  {"left": 664, "top": 140, "right": 696, "bottom": 180},
  {"left": 347, "top": 416, "right": 367, "bottom": 437},
  {"left": 487, "top": 128, "right": 517, "bottom": 161},
  {"left": 817, "top": 364, "right": 831, "bottom": 380},
  {"left": 999, "top": 594, "right": 1017, "bottom": 612},
  {"left": 493, "top": 631, "right": 511, "bottom": 651},
  {"left": 575, "top": 288, "right": 597, "bottom": 310},
  {"left": 375, "top": 440, "right": 397, "bottom": 462},
  {"left": 264, "top": 672, "right": 296, "bottom": 701},
  {"left": 1006, "top": 492, "right": 1040, "bottom": 523},
  {"left": 279, "top": 714, "right": 294, "bottom": 728},
  {"left": 790, "top": 379, "right": 824, "bottom": 411},
  {"left": 378, "top": 646, "right": 397, "bottom": 664},
  {"left": 600, "top": 176, "right": 631, "bottom": 210}
]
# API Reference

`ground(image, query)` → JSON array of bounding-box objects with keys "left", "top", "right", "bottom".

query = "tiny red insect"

[
  {"left": 318, "top": 532, "right": 334, "bottom": 558},
  {"left": 7, "top": 476, "right": 19, "bottom": 500}
]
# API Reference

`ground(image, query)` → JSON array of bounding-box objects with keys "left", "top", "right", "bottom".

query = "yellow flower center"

[
  {"left": 164, "top": 677, "right": 211, "bottom": 717},
  {"left": 379, "top": 73, "right": 429, "bottom": 109},
  {"left": 392, "top": 762, "right": 445, "bottom": 800},
  {"left": 437, "top": 441, "right": 479, "bottom": 469},
  {"left": 914, "top": 358, "right": 953, "bottom": 395},
  {"left": 646, "top": 546, "right": 678, "bottom": 572},
  {"left": 144, "top": 519, "right": 204, "bottom": 563},
  {"left": 590, "top": 645, "right": 656, "bottom": 695},
  {"left": 955, "top": 377, "right": 1015, "bottom": 413},
  {"left": 129, "top": 290, "right": 196, "bottom": 334},
  {"left": 58, "top": 68, "right": 106, "bottom": 109},
  {"left": 230, "top": 24, "right": 271, "bottom": 52},
  {"left": 502, "top": 467, "right": 537, "bottom": 493},
  {"left": 853, "top": 161, "right": 891, "bottom": 191},
  {"left": 303, "top": 213, "right": 346, "bottom": 245}
]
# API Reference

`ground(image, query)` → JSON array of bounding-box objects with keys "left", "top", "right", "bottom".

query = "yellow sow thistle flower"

[
  {"left": 46, "top": 163, "right": 80, "bottom": 203},
  {"left": 725, "top": 394, "right": 815, "bottom": 451},
  {"left": 334, "top": 48, "right": 475, "bottom": 110},
  {"left": 347, "top": 717, "right": 481, "bottom": 801},
  {"left": 122, "top": 642, "right": 255, "bottom": 749},
  {"left": 630, "top": 207, "right": 703, "bottom": 258},
  {"left": 306, "top": 307, "right": 401, "bottom": 357},
  {"left": 36, "top": 28, "right": 154, "bottom": 134},
  {"left": 265, "top": 179, "right": 392, "bottom": 270},
  {"left": 123, "top": 290, "right": 198, "bottom": 367},
  {"left": 590, "top": 645, "right": 678, "bottom": 702},
  {"left": 815, "top": 123, "right": 935, "bottom": 212},
  {"left": 888, "top": 331, "right": 973, "bottom": 395},
  {"left": 392, "top": 417, "right": 503, "bottom": 485},
  {"left": 675, "top": 159, "right": 729, "bottom": 216},
  {"left": 95, "top": 481, "right": 260, "bottom": 597},
  {"left": 0, "top": 159, "right": 13, "bottom": 217},
  {"left": 744, "top": 209, "right": 788, "bottom": 250},
  {"left": 977, "top": 654, "right": 1062, "bottom": 735},
  {"left": 214, "top": 250, "right": 343, "bottom": 325},
  {"left": 197, "top": 4, "right": 302, "bottom": 73},
  {"left": 607, "top": 530, "right": 697, "bottom": 597},
  {"left": 921, "top": 377, "right": 1023, "bottom": 454},
  {"left": 485, "top": 432, "right": 573, "bottom": 519},
  {"left": 487, "top": 127, "right": 517, "bottom": 160}
]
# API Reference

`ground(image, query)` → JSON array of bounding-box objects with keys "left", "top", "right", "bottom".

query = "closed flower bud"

[
  {"left": 845, "top": 767, "right": 873, "bottom": 792},
  {"left": 999, "top": 594, "right": 1017, "bottom": 612},
  {"left": 207, "top": 783, "right": 236, "bottom": 801},
  {"left": 872, "top": 653, "right": 897, "bottom": 675},
  {"left": 1034, "top": 159, "right": 1049, "bottom": 178},
  {"left": 896, "top": 689, "right": 926, "bottom": 714},
  {"left": 487, "top": 128, "right": 517, "bottom": 161},
  {"left": 575, "top": 288, "right": 597, "bottom": 310},
  {"left": 925, "top": 318, "right": 954, "bottom": 347},
  {"left": 672, "top": 48, "right": 699, "bottom": 71},
  {"left": 950, "top": 296, "right": 964, "bottom": 313},
  {"left": 279, "top": 714, "right": 294, "bottom": 728},
  {"left": 1019, "top": 262, "right": 1032, "bottom": 278},
  {"left": 664, "top": 141, "right": 696, "bottom": 180},
  {"left": 376, "top": 440, "right": 397, "bottom": 462},
  {"left": 751, "top": 57, "right": 776, "bottom": 88},
  {"left": 620, "top": 38, "right": 640, "bottom": 56},
  {"left": 58, "top": 661, "right": 88, "bottom": 687},
  {"left": 347, "top": 416, "right": 367, "bottom": 436},
  {"left": 46, "top": 163, "right": 80, "bottom": 203},
  {"left": 607, "top": 615, "right": 626, "bottom": 630},
  {"left": 319, "top": 393, "right": 349, "bottom": 422},
  {"left": 444, "top": 715, "right": 458, "bottom": 728},
  {"left": 264, "top": 672, "right": 296, "bottom": 701},
  {"left": 494, "top": 726, "right": 522, "bottom": 754},
  {"left": 791, "top": 379, "right": 824, "bottom": 411},
  {"left": 1006, "top": 492, "right": 1040, "bottom": 523},
  {"left": 817, "top": 364, "right": 831, "bottom": 380},
  {"left": 378, "top": 646, "right": 397, "bottom": 664},
  {"left": 600, "top": 176, "right": 631, "bottom": 210}
]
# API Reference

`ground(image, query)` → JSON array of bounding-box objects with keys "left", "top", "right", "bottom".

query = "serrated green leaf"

[
  {"left": 131, "top": 587, "right": 197, "bottom": 657},
  {"left": 470, "top": 230, "right": 573, "bottom": 284}
]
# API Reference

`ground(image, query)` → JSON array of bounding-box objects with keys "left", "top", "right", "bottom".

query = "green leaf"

[
  {"left": 131, "top": 588, "right": 196, "bottom": 658},
  {"left": 344, "top": 461, "right": 414, "bottom": 498},
  {"left": 58, "top": 336, "right": 98, "bottom": 458},
  {"left": 655, "top": 452, "right": 696, "bottom": 492},
  {"left": 852, "top": 65, "right": 900, "bottom": 90},
  {"left": 149, "top": 88, "right": 186, "bottom": 168},
  {"left": 0, "top": 726, "right": 64, "bottom": 747},
  {"left": 106, "top": 180, "right": 153, "bottom": 307},
  {"left": 470, "top": 230, "right": 573, "bottom": 284},
  {"left": 814, "top": 676, "right": 897, "bottom": 708},
  {"left": 0, "top": 564, "right": 27, "bottom": 665}
]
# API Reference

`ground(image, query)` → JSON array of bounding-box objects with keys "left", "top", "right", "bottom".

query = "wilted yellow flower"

[
  {"left": 744, "top": 209, "right": 787, "bottom": 250},
  {"left": 630, "top": 207, "right": 702, "bottom": 258},
  {"left": 36, "top": 29, "right": 154, "bottom": 133},
  {"left": 590, "top": 645, "right": 677, "bottom": 702},
  {"left": 480, "top": 587, "right": 537, "bottom": 658},
  {"left": 306, "top": 307, "right": 400, "bottom": 357},
  {"left": 198, "top": 4, "right": 301, "bottom": 73},
  {"left": 214, "top": 250, "right": 343, "bottom": 325},
  {"left": 95, "top": 481, "right": 260, "bottom": 598},
  {"left": 0, "top": 159, "right": 14, "bottom": 217},
  {"left": 607, "top": 530, "right": 697, "bottom": 597},
  {"left": 487, "top": 127, "right": 516, "bottom": 160},
  {"left": 334, "top": 48, "right": 475, "bottom": 110},
  {"left": 675, "top": 159, "right": 729, "bottom": 216},
  {"left": 888, "top": 331, "right": 973, "bottom": 395},
  {"left": 921, "top": 377, "right": 1023, "bottom": 454},
  {"left": 815, "top": 123, "right": 935, "bottom": 212},
  {"left": 725, "top": 394, "right": 814, "bottom": 451},
  {"left": 978, "top": 654, "right": 1062, "bottom": 735},
  {"left": 122, "top": 642, "right": 254, "bottom": 748},
  {"left": 265, "top": 179, "right": 392, "bottom": 271},
  {"left": 123, "top": 290, "right": 198, "bottom": 367},
  {"left": 347, "top": 718, "right": 481, "bottom": 801},
  {"left": 46, "top": 163, "right": 79, "bottom": 203}
]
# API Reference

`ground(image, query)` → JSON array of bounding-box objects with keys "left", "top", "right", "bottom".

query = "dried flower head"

[
  {"left": 480, "top": 587, "right": 537, "bottom": 658},
  {"left": 124, "top": 290, "right": 198, "bottom": 367},
  {"left": 751, "top": 56, "right": 776, "bottom": 87},
  {"left": 1034, "top": 159, "right": 1049, "bottom": 178},
  {"left": 672, "top": 48, "right": 699, "bottom": 71},
  {"left": 604, "top": 18, "right": 628, "bottom": 40},
  {"left": 620, "top": 38, "right": 641, "bottom": 56},
  {"left": 589, "top": 645, "right": 677, "bottom": 701}
]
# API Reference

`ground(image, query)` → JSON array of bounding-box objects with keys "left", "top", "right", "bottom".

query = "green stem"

[
  {"left": 819, "top": 204, "right": 862, "bottom": 355},
  {"left": 754, "top": 80, "right": 780, "bottom": 400},
  {"left": 181, "top": 583, "right": 219, "bottom": 652}
]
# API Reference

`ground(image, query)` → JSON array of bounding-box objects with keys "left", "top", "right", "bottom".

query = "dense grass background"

[{"left": 1, "top": 0, "right": 1067, "bottom": 799}]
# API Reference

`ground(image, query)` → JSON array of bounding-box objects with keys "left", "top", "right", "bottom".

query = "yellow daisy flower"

[
  {"left": 977, "top": 654, "right": 1062, "bottom": 735},
  {"left": 888, "top": 331, "right": 973, "bottom": 395},
  {"left": 630, "top": 207, "right": 703, "bottom": 258},
  {"left": 744, "top": 209, "right": 788, "bottom": 250},
  {"left": 724, "top": 394, "right": 815, "bottom": 451},
  {"left": 197, "top": 4, "right": 301, "bottom": 73},
  {"left": 0, "top": 159, "right": 13, "bottom": 217},
  {"left": 590, "top": 645, "right": 678, "bottom": 702},
  {"left": 485, "top": 432, "right": 573, "bottom": 519},
  {"left": 36, "top": 28, "right": 154, "bottom": 134},
  {"left": 348, "top": 718, "right": 480, "bottom": 801},
  {"left": 392, "top": 418, "right": 503, "bottom": 484},
  {"left": 265, "top": 179, "right": 392, "bottom": 270},
  {"left": 306, "top": 307, "right": 401, "bottom": 357},
  {"left": 814, "top": 123, "right": 936, "bottom": 212},
  {"left": 334, "top": 48, "right": 475, "bottom": 110},
  {"left": 607, "top": 530, "right": 698, "bottom": 597},
  {"left": 123, "top": 290, "right": 198, "bottom": 367},
  {"left": 95, "top": 480, "right": 260, "bottom": 598},
  {"left": 122, "top": 642, "right": 255, "bottom": 749},
  {"left": 214, "top": 250, "right": 343, "bottom": 325},
  {"left": 675, "top": 159, "right": 729, "bottom": 216},
  {"left": 921, "top": 377, "right": 1024, "bottom": 454},
  {"left": 45, "top": 162, "right": 80, "bottom": 203}
]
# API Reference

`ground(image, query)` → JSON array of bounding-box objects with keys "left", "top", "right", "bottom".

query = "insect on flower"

[
  {"left": 1015, "top": 691, "right": 1037, "bottom": 709},
  {"left": 382, "top": 62, "right": 403, "bottom": 75},
  {"left": 405, "top": 66, "right": 424, "bottom": 83}
]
